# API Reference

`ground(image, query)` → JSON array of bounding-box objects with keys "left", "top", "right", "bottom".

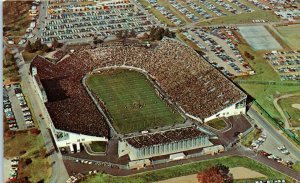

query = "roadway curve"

[
  {"left": 273, "top": 93, "right": 300, "bottom": 129},
  {"left": 248, "top": 107, "right": 300, "bottom": 161},
  {"left": 15, "top": 47, "right": 69, "bottom": 183}
]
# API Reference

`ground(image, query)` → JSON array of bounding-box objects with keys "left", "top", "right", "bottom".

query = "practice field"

[
  {"left": 278, "top": 95, "right": 300, "bottom": 127},
  {"left": 86, "top": 69, "right": 184, "bottom": 134},
  {"left": 275, "top": 25, "right": 300, "bottom": 50},
  {"left": 238, "top": 26, "right": 282, "bottom": 50}
]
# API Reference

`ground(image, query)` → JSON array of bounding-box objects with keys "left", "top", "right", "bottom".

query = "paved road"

[
  {"left": 64, "top": 146, "right": 300, "bottom": 181},
  {"left": 248, "top": 107, "right": 300, "bottom": 160},
  {"left": 14, "top": 48, "right": 69, "bottom": 183}
]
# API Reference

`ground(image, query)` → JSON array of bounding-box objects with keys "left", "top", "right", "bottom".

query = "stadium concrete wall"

[
  {"left": 55, "top": 129, "right": 108, "bottom": 148},
  {"left": 118, "top": 136, "right": 212, "bottom": 161},
  {"left": 204, "top": 98, "right": 247, "bottom": 122}
]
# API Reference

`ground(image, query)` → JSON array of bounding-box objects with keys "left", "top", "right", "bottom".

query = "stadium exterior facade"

[
  {"left": 118, "top": 128, "right": 212, "bottom": 161},
  {"left": 30, "top": 39, "right": 247, "bottom": 163}
]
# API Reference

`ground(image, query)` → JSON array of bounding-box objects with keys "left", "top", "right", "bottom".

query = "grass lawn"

[
  {"left": 278, "top": 96, "right": 300, "bottom": 127},
  {"left": 83, "top": 156, "right": 292, "bottom": 183},
  {"left": 86, "top": 69, "right": 184, "bottom": 134},
  {"left": 235, "top": 44, "right": 300, "bottom": 121},
  {"left": 293, "top": 162, "right": 300, "bottom": 173},
  {"left": 4, "top": 14, "right": 31, "bottom": 37},
  {"left": 4, "top": 131, "right": 44, "bottom": 157},
  {"left": 89, "top": 141, "right": 107, "bottom": 153},
  {"left": 176, "top": 32, "right": 202, "bottom": 52},
  {"left": 275, "top": 24, "right": 300, "bottom": 50},
  {"left": 206, "top": 118, "right": 227, "bottom": 130},
  {"left": 197, "top": 10, "right": 280, "bottom": 26},
  {"left": 4, "top": 131, "right": 51, "bottom": 182},
  {"left": 242, "top": 128, "right": 261, "bottom": 147}
]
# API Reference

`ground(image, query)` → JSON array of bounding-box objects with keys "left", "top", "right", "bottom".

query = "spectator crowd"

[
  {"left": 31, "top": 38, "right": 246, "bottom": 137},
  {"left": 126, "top": 126, "right": 205, "bottom": 148}
]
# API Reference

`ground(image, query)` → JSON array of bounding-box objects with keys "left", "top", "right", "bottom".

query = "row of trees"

[
  {"left": 244, "top": 51, "right": 255, "bottom": 60},
  {"left": 25, "top": 38, "right": 63, "bottom": 53},
  {"left": 114, "top": 27, "right": 175, "bottom": 41}
]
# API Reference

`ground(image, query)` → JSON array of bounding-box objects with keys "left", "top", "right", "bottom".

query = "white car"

[
  {"left": 8, "top": 40, "right": 14, "bottom": 45},
  {"left": 18, "top": 39, "right": 27, "bottom": 45},
  {"left": 22, "top": 107, "right": 29, "bottom": 111},
  {"left": 25, "top": 120, "right": 33, "bottom": 125},
  {"left": 23, "top": 112, "right": 31, "bottom": 116}
]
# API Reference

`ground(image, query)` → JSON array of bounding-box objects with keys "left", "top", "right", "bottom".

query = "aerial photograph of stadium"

[{"left": 2, "top": 0, "right": 300, "bottom": 182}]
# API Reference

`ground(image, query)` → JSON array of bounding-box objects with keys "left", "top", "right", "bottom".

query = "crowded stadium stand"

[{"left": 30, "top": 38, "right": 246, "bottom": 153}]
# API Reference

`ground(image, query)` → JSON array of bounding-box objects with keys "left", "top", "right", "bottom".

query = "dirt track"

[{"left": 155, "top": 167, "right": 266, "bottom": 183}]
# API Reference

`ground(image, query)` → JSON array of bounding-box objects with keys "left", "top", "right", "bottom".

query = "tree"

[
  {"left": 197, "top": 164, "right": 233, "bottom": 183},
  {"left": 25, "top": 40, "right": 33, "bottom": 52},
  {"left": 116, "top": 30, "right": 124, "bottom": 39},
  {"left": 52, "top": 37, "right": 59, "bottom": 49},
  {"left": 197, "top": 167, "right": 224, "bottom": 183},
  {"left": 34, "top": 38, "right": 42, "bottom": 51},
  {"left": 25, "top": 158, "right": 32, "bottom": 165},
  {"left": 42, "top": 44, "right": 51, "bottom": 52},
  {"left": 129, "top": 29, "right": 137, "bottom": 38}
]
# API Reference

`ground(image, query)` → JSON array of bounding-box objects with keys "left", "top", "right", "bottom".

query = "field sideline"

[{"left": 86, "top": 69, "right": 184, "bottom": 134}]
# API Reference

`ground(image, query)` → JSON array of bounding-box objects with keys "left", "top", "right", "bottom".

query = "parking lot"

[
  {"left": 265, "top": 50, "right": 300, "bottom": 81},
  {"left": 182, "top": 26, "right": 254, "bottom": 76},
  {"left": 3, "top": 157, "right": 20, "bottom": 182},
  {"left": 4, "top": 83, "right": 34, "bottom": 130},
  {"left": 257, "top": 130, "right": 298, "bottom": 163},
  {"left": 42, "top": 1, "right": 157, "bottom": 43}
]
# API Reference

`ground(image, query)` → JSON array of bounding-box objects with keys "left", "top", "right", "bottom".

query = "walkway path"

[{"left": 273, "top": 93, "right": 300, "bottom": 129}]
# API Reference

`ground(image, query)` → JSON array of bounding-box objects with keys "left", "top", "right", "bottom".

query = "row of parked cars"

[
  {"left": 15, "top": 86, "right": 34, "bottom": 128},
  {"left": 42, "top": 2, "right": 156, "bottom": 43},
  {"left": 248, "top": 0, "right": 271, "bottom": 10},
  {"left": 4, "top": 89, "right": 18, "bottom": 130},
  {"left": 265, "top": 51, "right": 300, "bottom": 81},
  {"left": 143, "top": 0, "right": 183, "bottom": 26},
  {"left": 255, "top": 179, "right": 286, "bottom": 183},
  {"left": 251, "top": 133, "right": 267, "bottom": 150},
  {"left": 259, "top": 149, "right": 293, "bottom": 168},
  {"left": 169, "top": 0, "right": 199, "bottom": 22},
  {"left": 214, "top": 0, "right": 242, "bottom": 15},
  {"left": 186, "top": 0, "right": 212, "bottom": 19},
  {"left": 231, "top": 0, "right": 253, "bottom": 13},
  {"left": 8, "top": 157, "right": 19, "bottom": 181},
  {"left": 199, "top": 0, "right": 227, "bottom": 16}
]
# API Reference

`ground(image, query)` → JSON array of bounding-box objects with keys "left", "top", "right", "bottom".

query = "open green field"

[
  {"left": 89, "top": 141, "right": 107, "bottom": 153},
  {"left": 86, "top": 69, "right": 184, "bottom": 134},
  {"left": 275, "top": 25, "right": 300, "bottom": 50},
  {"left": 235, "top": 44, "right": 300, "bottom": 122},
  {"left": 206, "top": 118, "right": 227, "bottom": 130},
  {"left": 293, "top": 162, "right": 300, "bottom": 173},
  {"left": 198, "top": 10, "right": 280, "bottom": 26},
  {"left": 83, "top": 156, "right": 292, "bottom": 183},
  {"left": 278, "top": 96, "right": 300, "bottom": 127}
]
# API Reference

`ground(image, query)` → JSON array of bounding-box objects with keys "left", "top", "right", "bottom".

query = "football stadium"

[{"left": 30, "top": 38, "right": 247, "bottom": 162}]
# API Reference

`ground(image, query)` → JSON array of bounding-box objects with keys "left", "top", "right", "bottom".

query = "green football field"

[{"left": 86, "top": 69, "right": 184, "bottom": 134}]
